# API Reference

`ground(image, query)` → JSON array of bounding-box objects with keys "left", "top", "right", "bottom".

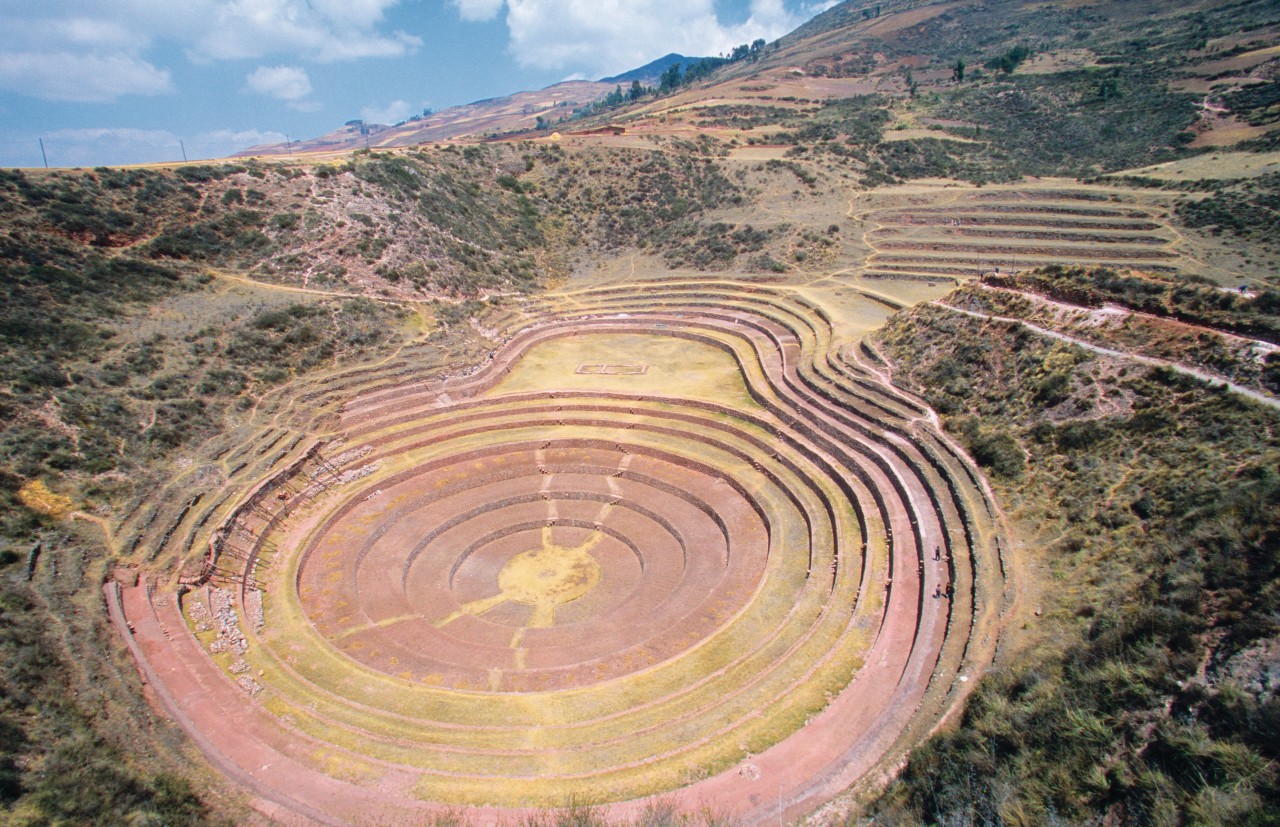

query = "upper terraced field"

[
  {"left": 110, "top": 275, "right": 1011, "bottom": 825},
  {"left": 856, "top": 187, "right": 1183, "bottom": 282}
]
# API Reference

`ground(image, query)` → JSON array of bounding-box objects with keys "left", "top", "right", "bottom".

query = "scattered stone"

[
  {"left": 188, "top": 598, "right": 213, "bottom": 633},
  {"left": 235, "top": 676, "right": 264, "bottom": 697},
  {"left": 339, "top": 461, "right": 382, "bottom": 484},
  {"left": 208, "top": 587, "right": 249, "bottom": 657},
  {"left": 245, "top": 589, "right": 265, "bottom": 629},
  {"left": 330, "top": 445, "right": 373, "bottom": 466},
  {"left": 1213, "top": 639, "right": 1280, "bottom": 700}
]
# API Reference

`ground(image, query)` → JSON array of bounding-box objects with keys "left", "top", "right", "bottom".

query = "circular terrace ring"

[
  {"left": 293, "top": 426, "right": 832, "bottom": 695},
  {"left": 250, "top": 319, "right": 902, "bottom": 807},
  {"left": 170, "top": 287, "right": 1005, "bottom": 817}
]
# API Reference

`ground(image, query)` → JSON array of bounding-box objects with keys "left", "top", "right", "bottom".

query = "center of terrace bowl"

[
  {"left": 495, "top": 527, "right": 604, "bottom": 624},
  {"left": 294, "top": 433, "right": 774, "bottom": 693}
]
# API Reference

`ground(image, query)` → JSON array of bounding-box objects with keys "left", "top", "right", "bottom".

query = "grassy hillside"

[
  {"left": 868, "top": 270, "right": 1280, "bottom": 825},
  {"left": 578, "top": 0, "right": 1280, "bottom": 189},
  {"left": 0, "top": 166, "right": 421, "bottom": 824}
]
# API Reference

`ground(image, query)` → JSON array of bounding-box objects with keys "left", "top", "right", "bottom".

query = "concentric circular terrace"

[{"left": 110, "top": 282, "right": 1009, "bottom": 825}]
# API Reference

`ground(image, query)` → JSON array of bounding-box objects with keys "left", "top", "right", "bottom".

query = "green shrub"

[{"left": 968, "top": 429, "right": 1024, "bottom": 478}]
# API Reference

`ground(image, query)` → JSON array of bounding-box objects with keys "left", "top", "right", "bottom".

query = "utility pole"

[
  {"left": 179, "top": 139, "right": 188, "bottom": 162},
  {"left": 285, "top": 134, "right": 293, "bottom": 158},
  {"left": 38, "top": 138, "right": 48, "bottom": 168}
]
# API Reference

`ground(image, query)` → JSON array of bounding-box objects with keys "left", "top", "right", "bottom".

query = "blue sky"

[{"left": 0, "top": 0, "right": 829, "bottom": 168}]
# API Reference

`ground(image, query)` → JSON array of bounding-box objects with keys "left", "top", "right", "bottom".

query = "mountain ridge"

[
  {"left": 236, "top": 79, "right": 613, "bottom": 156},
  {"left": 599, "top": 53, "right": 711, "bottom": 84}
]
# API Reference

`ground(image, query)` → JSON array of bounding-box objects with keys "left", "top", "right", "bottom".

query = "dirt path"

[
  {"left": 69, "top": 511, "right": 118, "bottom": 552},
  {"left": 973, "top": 282, "right": 1279, "bottom": 358},
  {"left": 935, "top": 301, "right": 1280, "bottom": 412},
  {"left": 205, "top": 268, "right": 379, "bottom": 301}
]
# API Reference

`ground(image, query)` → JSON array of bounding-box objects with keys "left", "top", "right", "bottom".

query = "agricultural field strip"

[{"left": 860, "top": 192, "right": 1180, "bottom": 279}]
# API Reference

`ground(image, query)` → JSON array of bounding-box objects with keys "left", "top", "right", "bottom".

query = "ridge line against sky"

[{"left": 0, "top": 0, "right": 833, "bottom": 169}]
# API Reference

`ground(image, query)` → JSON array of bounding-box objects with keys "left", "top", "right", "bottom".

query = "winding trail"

[{"left": 934, "top": 301, "right": 1280, "bottom": 411}]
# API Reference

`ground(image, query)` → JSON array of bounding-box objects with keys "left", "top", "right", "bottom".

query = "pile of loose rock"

[
  {"left": 329, "top": 445, "right": 373, "bottom": 466},
  {"left": 338, "top": 460, "right": 381, "bottom": 484},
  {"left": 244, "top": 588, "right": 265, "bottom": 629},
  {"left": 235, "top": 675, "right": 264, "bottom": 697},
  {"left": 207, "top": 587, "right": 248, "bottom": 656},
  {"left": 187, "top": 596, "right": 214, "bottom": 633}
]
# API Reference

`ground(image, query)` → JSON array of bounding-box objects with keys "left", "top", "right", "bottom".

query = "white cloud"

[
  {"left": 247, "top": 65, "right": 312, "bottom": 101},
  {"left": 189, "top": 127, "right": 289, "bottom": 157},
  {"left": 360, "top": 99, "right": 414, "bottom": 124},
  {"left": 0, "top": 11, "right": 171, "bottom": 101},
  {"left": 55, "top": 18, "right": 147, "bottom": 50},
  {"left": 0, "top": 126, "right": 285, "bottom": 168},
  {"left": 191, "top": 0, "right": 422, "bottom": 62},
  {"left": 0, "top": 51, "right": 172, "bottom": 103},
  {"left": 0, "top": 1, "right": 420, "bottom": 103},
  {"left": 247, "top": 65, "right": 323, "bottom": 111},
  {"left": 463, "top": 0, "right": 805, "bottom": 77},
  {"left": 452, "top": 0, "right": 506, "bottom": 23}
]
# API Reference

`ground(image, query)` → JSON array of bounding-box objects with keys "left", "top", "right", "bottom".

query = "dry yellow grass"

[
  {"left": 490, "top": 333, "right": 758, "bottom": 409},
  {"left": 18, "top": 479, "right": 73, "bottom": 518},
  {"left": 1116, "top": 150, "right": 1280, "bottom": 181}
]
